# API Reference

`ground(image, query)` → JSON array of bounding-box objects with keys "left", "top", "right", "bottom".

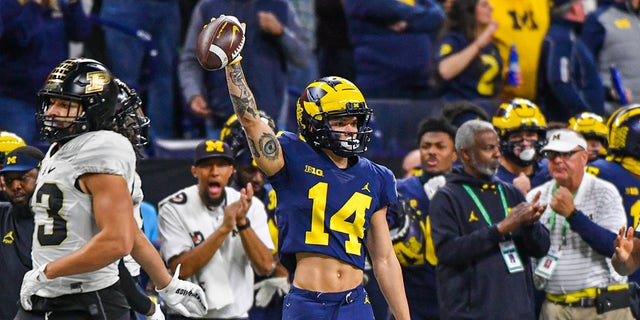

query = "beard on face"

[
  {"left": 471, "top": 153, "right": 499, "bottom": 177},
  {"left": 203, "top": 189, "right": 225, "bottom": 208}
]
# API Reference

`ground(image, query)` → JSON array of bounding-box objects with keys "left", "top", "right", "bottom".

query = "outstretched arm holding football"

[
  {"left": 225, "top": 62, "right": 284, "bottom": 176},
  {"left": 196, "top": 14, "right": 283, "bottom": 176}
]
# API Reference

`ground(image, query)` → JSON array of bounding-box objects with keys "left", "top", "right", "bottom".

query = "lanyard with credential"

[
  {"left": 462, "top": 184, "right": 509, "bottom": 225},
  {"left": 549, "top": 184, "right": 571, "bottom": 247}
]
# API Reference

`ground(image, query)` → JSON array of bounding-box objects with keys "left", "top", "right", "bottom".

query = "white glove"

[
  {"left": 254, "top": 277, "right": 290, "bottom": 307},
  {"left": 156, "top": 264, "right": 208, "bottom": 317},
  {"left": 20, "top": 263, "right": 51, "bottom": 310},
  {"left": 423, "top": 175, "right": 446, "bottom": 200},
  {"left": 144, "top": 303, "right": 165, "bottom": 320}
]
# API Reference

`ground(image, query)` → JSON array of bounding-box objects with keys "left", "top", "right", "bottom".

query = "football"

[{"left": 196, "top": 15, "right": 245, "bottom": 71}]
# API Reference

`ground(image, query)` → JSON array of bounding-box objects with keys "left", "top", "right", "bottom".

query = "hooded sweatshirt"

[{"left": 430, "top": 168, "right": 550, "bottom": 319}]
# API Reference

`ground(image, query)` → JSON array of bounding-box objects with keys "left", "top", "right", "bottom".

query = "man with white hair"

[{"left": 430, "top": 119, "right": 549, "bottom": 319}]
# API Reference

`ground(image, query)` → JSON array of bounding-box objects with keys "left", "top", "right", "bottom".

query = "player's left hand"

[
  {"left": 157, "top": 264, "right": 208, "bottom": 317},
  {"left": 254, "top": 277, "right": 290, "bottom": 307},
  {"left": 20, "top": 263, "right": 51, "bottom": 310}
]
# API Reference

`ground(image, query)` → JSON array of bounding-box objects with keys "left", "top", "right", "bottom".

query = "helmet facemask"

[
  {"left": 499, "top": 130, "right": 546, "bottom": 167},
  {"left": 36, "top": 96, "right": 91, "bottom": 143},
  {"left": 114, "top": 79, "right": 150, "bottom": 148},
  {"left": 304, "top": 102, "right": 374, "bottom": 157}
]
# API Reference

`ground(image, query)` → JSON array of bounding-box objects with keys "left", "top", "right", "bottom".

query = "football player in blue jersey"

[
  {"left": 221, "top": 32, "right": 410, "bottom": 319},
  {"left": 391, "top": 117, "right": 458, "bottom": 319},
  {"left": 588, "top": 104, "right": 640, "bottom": 285},
  {"left": 220, "top": 113, "right": 290, "bottom": 320},
  {"left": 17, "top": 58, "right": 207, "bottom": 319},
  {"left": 493, "top": 98, "right": 552, "bottom": 195},
  {"left": 568, "top": 112, "right": 608, "bottom": 163}
]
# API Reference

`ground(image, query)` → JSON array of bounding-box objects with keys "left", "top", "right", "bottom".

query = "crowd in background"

[{"left": 2, "top": 0, "right": 637, "bottom": 156}]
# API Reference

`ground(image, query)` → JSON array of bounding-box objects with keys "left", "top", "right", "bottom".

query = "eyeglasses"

[{"left": 543, "top": 149, "right": 582, "bottom": 160}]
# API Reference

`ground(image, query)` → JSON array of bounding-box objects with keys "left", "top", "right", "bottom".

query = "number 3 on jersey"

[
  {"left": 305, "top": 182, "right": 372, "bottom": 255},
  {"left": 35, "top": 183, "right": 68, "bottom": 246}
]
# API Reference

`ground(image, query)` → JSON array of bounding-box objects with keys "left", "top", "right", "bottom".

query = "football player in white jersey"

[{"left": 16, "top": 58, "right": 207, "bottom": 319}]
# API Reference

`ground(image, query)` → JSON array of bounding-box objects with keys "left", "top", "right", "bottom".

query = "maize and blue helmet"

[
  {"left": 387, "top": 196, "right": 426, "bottom": 267},
  {"left": 220, "top": 111, "right": 277, "bottom": 166},
  {"left": 492, "top": 98, "right": 547, "bottom": 166},
  {"left": 296, "top": 77, "right": 373, "bottom": 157},
  {"left": 568, "top": 112, "right": 608, "bottom": 157},
  {"left": 607, "top": 104, "right": 640, "bottom": 158},
  {"left": 0, "top": 131, "right": 26, "bottom": 167}
]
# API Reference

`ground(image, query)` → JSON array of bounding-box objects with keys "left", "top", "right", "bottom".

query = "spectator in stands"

[
  {"left": 493, "top": 98, "right": 552, "bottom": 195},
  {"left": 394, "top": 117, "right": 457, "bottom": 319},
  {"left": 287, "top": 0, "right": 318, "bottom": 91},
  {"left": 536, "top": 0, "right": 604, "bottom": 122},
  {"left": 178, "top": 1, "right": 310, "bottom": 138},
  {"left": 435, "top": 0, "right": 503, "bottom": 111},
  {"left": 430, "top": 119, "right": 549, "bottom": 319},
  {"left": 489, "top": 0, "right": 550, "bottom": 100},
  {"left": 582, "top": 0, "right": 639, "bottom": 114},
  {"left": 0, "top": 0, "right": 92, "bottom": 144},
  {"left": 568, "top": 112, "right": 608, "bottom": 162},
  {"left": 344, "top": 0, "right": 445, "bottom": 98},
  {"left": 158, "top": 139, "right": 274, "bottom": 319},
  {"left": 315, "top": 0, "right": 355, "bottom": 80},
  {"left": 100, "top": 0, "right": 182, "bottom": 141},
  {"left": 0, "top": 146, "right": 44, "bottom": 319},
  {"left": 587, "top": 104, "right": 640, "bottom": 285},
  {"left": 529, "top": 129, "right": 631, "bottom": 319}
]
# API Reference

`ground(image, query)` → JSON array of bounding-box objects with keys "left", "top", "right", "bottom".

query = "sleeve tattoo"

[{"left": 229, "top": 64, "right": 258, "bottom": 119}]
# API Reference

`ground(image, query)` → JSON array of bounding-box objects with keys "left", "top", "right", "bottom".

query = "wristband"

[{"left": 237, "top": 218, "right": 251, "bottom": 231}]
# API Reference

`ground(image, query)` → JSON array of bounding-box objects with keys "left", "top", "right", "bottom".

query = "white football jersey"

[
  {"left": 30, "top": 131, "right": 136, "bottom": 297},
  {"left": 158, "top": 185, "right": 274, "bottom": 318}
]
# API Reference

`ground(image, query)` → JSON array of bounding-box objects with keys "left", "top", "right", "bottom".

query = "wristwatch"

[{"left": 237, "top": 218, "right": 251, "bottom": 231}]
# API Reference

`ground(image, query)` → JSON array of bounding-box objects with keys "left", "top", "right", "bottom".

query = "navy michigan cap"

[
  {"left": 0, "top": 146, "right": 45, "bottom": 174},
  {"left": 193, "top": 139, "right": 235, "bottom": 166}
]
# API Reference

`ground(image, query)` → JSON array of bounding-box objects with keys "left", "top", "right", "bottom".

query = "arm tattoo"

[
  {"left": 229, "top": 64, "right": 258, "bottom": 119},
  {"left": 258, "top": 132, "right": 280, "bottom": 160},
  {"left": 248, "top": 138, "right": 260, "bottom": 159}
]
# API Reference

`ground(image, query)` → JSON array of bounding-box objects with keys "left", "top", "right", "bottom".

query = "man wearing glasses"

[{"left": 527, "top": 129, "right": 632, "bottom": 319}]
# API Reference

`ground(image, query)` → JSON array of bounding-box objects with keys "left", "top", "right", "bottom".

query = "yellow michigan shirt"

[{"left": 490, "top": 0, "right": 549, "bottom": 100}]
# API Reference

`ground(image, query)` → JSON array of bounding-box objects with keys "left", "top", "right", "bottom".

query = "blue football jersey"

[
  {"left": 395, "top": 176, "right": 439, "bottom": 319},
  {"left": 270, "top": 132, "right": 397, "bottom": 270},
  {"left": 587, "top": 158, "right": 640, "bottom": 284},
  {"left": 587, "top": 159, "right": 640, "bottom": 228},
  {"left": 496, "top": 159, "right": 552, "bottom": 189}
]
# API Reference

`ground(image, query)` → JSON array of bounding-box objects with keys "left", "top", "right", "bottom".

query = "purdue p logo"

[{"left": 85, "top": 71, "right": 111, "bottom": 93}]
